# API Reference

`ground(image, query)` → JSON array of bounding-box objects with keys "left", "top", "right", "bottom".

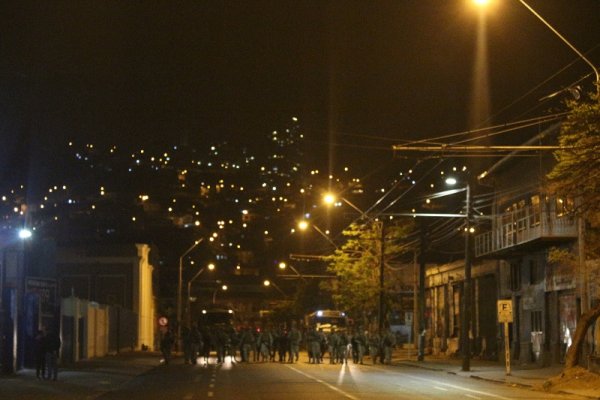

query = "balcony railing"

[{"left": 475, "top": 205, "right": 577, "bottom": 257}]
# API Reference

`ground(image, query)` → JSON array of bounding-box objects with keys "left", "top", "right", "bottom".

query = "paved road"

[{"left": 93, "top": 356, "right": 585, "bottom": 400}]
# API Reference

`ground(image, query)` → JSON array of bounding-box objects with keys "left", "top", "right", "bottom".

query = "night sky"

[{"left": 1, "top": 1, "right": 599, "bottom": 178}]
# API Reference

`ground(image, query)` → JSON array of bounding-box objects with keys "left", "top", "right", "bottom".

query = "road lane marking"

[
  {"left": 390, "top": 372, "right": 513, "bottom": 400},
  {"left": 287, "top": 365, "right": 359, "bottom": 400},
  {"left": 209, "top": 383, "right": 215, "bottom": 388},
  {"left": 434, "top": 386, "right": 448, "bottom": 391},
  {"left": 207, "top": 392, "right": 214, "bottom": 397},
  {"left": 183, "top": 395, "right": 193, "bottom": 400},
  {"left": 466, "top": 394, "right": 482, "bottom": 400}
]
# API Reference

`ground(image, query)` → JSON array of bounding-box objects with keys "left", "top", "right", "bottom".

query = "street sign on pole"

[
  {"left": 497, "top": 300, "right": 513, "bottom": 375},
  {"left": 497, "top": 300, "right": 513, "bottom": 323}
]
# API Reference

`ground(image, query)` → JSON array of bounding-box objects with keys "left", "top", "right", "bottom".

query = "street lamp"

[
  {"left": 177, "top": 238, "right": 204, "bottom": 345},
  {"left": 517, "top": 0, "right": 599, "bottom": 93},
  {"left": 18, "top": 229, "right": 32, "bottom": 240},
  {"left": 263, "top": 279, "right": 287, "bottom": 298},
  {"left": 212, "top": 284, "right": 228, "bottom": 305},
  {"left": 186, "top": 262, "right": 215, "bottom": 326},
  {"left": 323, "top": 193, "right": 369, "bottom": 220},
  {"left": 297, "top": 219, "right": 338, "bottom": 249},
  {"left": 473, "top": 0, "right": 599, "bottom": 94},
  {"left": 446, "top": 177, "right": 473, "bottom": 372}
]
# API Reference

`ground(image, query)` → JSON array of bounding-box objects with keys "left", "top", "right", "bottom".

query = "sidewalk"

[
  {"left": 0, "top": 351, "right": 160, "bottom": 399},
  {"left": 391, "top": 349, "right": 600, "bottom": 399}
]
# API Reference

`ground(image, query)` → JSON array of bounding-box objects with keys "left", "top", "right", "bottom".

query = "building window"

[
  {"left": 556, "top": 197, "right": 574, "bottom": 217},
  {"left": 530, "top": 259, "right": 542, "bottom": 284},
  {"left": 531, "top": 310, "right": 543, "bottom": 332},
  {"left": 530, "top": 195, "right": 541, "bottom": 227},
  {"left": 510, "top": 262, "right": 521, "bottom": 291}
]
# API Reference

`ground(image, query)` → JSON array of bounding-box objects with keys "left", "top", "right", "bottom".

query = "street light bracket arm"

[{"left": 518, "top": 0, "right": 599, "bottom": 92}]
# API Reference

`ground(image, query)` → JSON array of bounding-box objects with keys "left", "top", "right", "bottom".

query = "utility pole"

[
  {"left": 378, "top": 221, "right": 385, "bottom": 334},
  {"left": 418, "top": 222, "right": 426, "bottom": 361},
  {"left": 462, "top": 183, "right": 473, "bottom": 372}
]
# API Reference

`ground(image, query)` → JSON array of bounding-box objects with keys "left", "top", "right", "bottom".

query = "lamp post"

[
  {"left": 446, "top": 178, "right": 473, "bottom": 372},
  {"left": 297, "top": 220, "right": 338, "bottom": 249},
  {"left": 186, "top": 263, "right": 215, "bottom": 326},
  {"left": 472, "top": 0, "right": 599, "bottom": 95},
  {"left": 278, "top": 261, "right": 305, "bottom": 281},
  {"left": 517, "top": 0, "right": 599, "bottom": 93},
  {"left": 177, "top": 238, "right": 204, "bottom": 346},
  {"left": 263, "top": 279, "right": 287, "bottom": 298},
  {"left": 212, "top": 284, "right": 228, "bottom": 304}
]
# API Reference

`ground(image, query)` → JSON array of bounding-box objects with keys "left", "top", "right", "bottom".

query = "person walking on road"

[
  {"left": 354, "top": 329, "right": 366, "bottom": 365},
  {"left": 327, "top": 329, "right": 340, "bottom": 364},
  {"left": 44, "top": 328, "right": 61, "bottom": 381},
  {"left": 368, "top": 330, "right": 381, "bottom": 364},
  {"left": 336, "top": 330, "right": 349, "bottom": 364},
  {"left": 381, "top": 327, "right": 396, "bottom": 365},
  {"left": 288, "top": 324, "right": 302, "bottom": 363},
  {"left": 160, "top": 330, "right": 175, "bottom": 365},
  {"left": 34, "top": 329, "right": 46, "bottom": 380}
]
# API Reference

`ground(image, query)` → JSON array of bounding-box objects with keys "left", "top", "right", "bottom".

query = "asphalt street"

[
  {"left": 3, "top": 351, "right": 596, "bottom": 400},
  {"left": 91, "top": 356, "right": 584, "bottom": 400}
]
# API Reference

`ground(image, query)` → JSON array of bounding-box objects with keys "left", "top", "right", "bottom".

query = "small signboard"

[
  {"left": 497, "top": 300, "right": 513, "bottom": 323},
  {"left": 26, "top": 277, "right": 57, "bottom": 317}
]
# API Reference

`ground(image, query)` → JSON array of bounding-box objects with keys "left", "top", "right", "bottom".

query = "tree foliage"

[
  {"left": 323, "top": 219, "right": 414, "bottom": 325},
  {"left": 547, "top": 92, "right": 600, "bottom": 368},
  {"left": 547, "top": 93, "right": 600, "bottom": 214}
]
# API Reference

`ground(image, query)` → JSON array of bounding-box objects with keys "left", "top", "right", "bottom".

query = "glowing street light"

[
  {"left": 263, "top": 279, "right": 287, "bottom": 297},
  {"left": 18, "top": 228, "right": 32, "bottom": 240},
  {"left": 297, "top": 220, "right": 309, "bottom": 231},
  {"left": 212, "top": 284, "right": 228, "bottom": 304},
  {"left": 297, "top": 219, "right": 337, "bottom": 249},
  {"left": 323, "top": 192, "right": 369, "bottom": 219}
]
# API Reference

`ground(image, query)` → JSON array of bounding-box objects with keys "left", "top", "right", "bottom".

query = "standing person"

[
  {"left": 215, "top": 327, "right": 227, "bottom": 363},
  {"left": 182, "top": 326, "right": 193, "bottom": 364},
  {"left": 381, "top": 327, "right": 396, "bottom": 365},
  {"left": 44, "top": 328, "right": 61, "bottom": 381},
  {"left": 327, "top": 329, "right": 340, "bottom": 364},
  {"left": 160, "top": 330, "right": 175, "bottom": 365},
  {"left": 34, "top": 329, "right": 46, "bottom": 380},
  {"left": 368, "top": 330, "right": 381, "bottom": 364},
  {"left": 354, "top": 329, "right": 366, "bottom": 365},
  {"left": 189, "top": 324, "right": 202, "bottom": 365},
  {"left": 336, "top": 330, "right": 349, "bottom": 364},
  {"left": 277, "top": 329, "right": 289, "bottom": 362},
  {"left": 239, "top": 327, "right": 254, "bottom": 362},
  {"left": 350, "top": 330, "right": 358, "bottom": 364},
  {"left": 307, "top": 328, "right": 321, "bottom": 364},
  {"left": 253, "top": 329, "right": 261, "bottom": 362},
  {"left": 259, "top": 329, "right": 272, "bottom": 362},
  {"left": 288, "top": 323, "right": 302, "bottom": 363}
]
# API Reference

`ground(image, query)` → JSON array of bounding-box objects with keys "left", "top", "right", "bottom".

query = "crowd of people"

[{"left": 160, "top": 322, "right": 398, "bottom": 366}]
